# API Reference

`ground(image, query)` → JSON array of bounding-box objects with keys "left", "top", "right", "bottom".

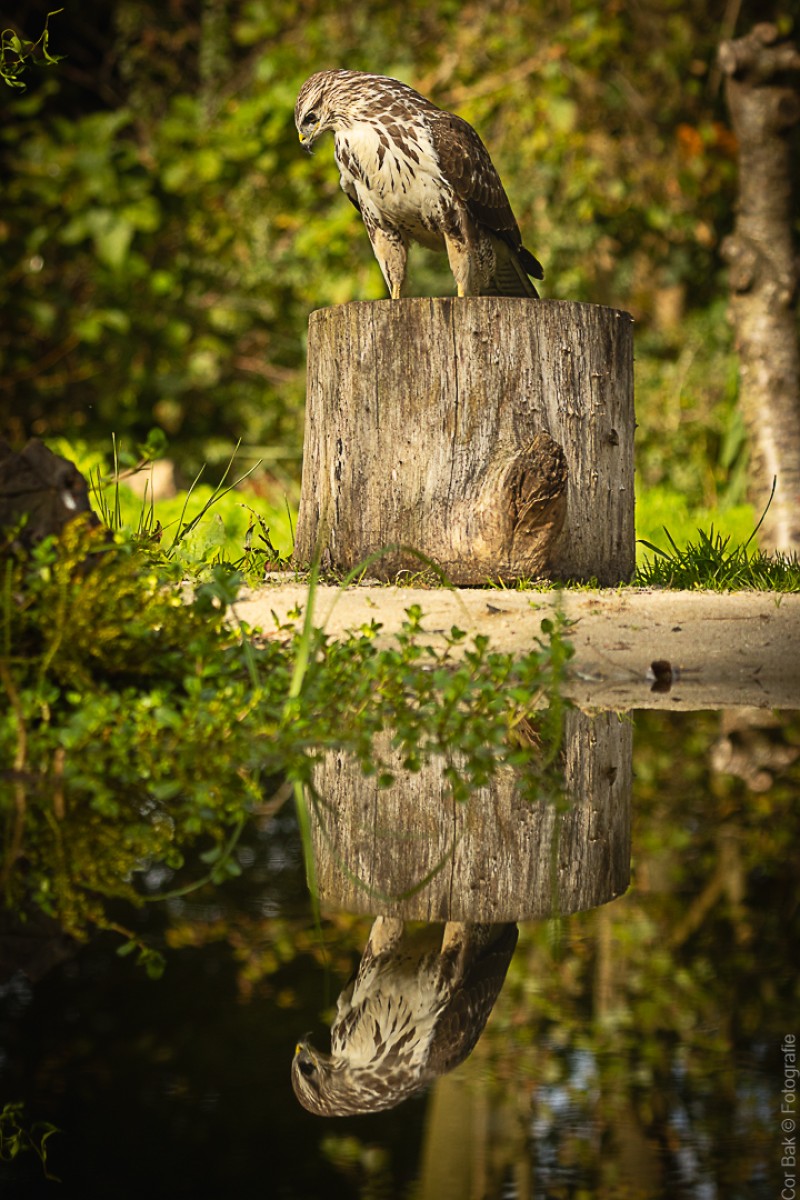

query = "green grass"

[
  {"left": 49, "top": 437, "right": 798, "bottom": 592},
  {"left": 50, "top": 436, "right": 296, "bottom": 575},
  {"left": 635, "top": 481, "right": 800, "bottom": 591},
  {"left": 109, "top": 478, "right": 296, "bottom": 568},
  {"left": 635, "top": 525, "right": 800, "bottom": 591},
  {"left": 634, "top": 482, "right": 755, "bottom": 567}
]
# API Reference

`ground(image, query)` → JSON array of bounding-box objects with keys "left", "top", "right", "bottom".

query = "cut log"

[
  {"left": 307, "top": 710, "right": 632, "bottom": 922},
  {"left": 295, "top": 297, "right": 634, "bottom": 585}
]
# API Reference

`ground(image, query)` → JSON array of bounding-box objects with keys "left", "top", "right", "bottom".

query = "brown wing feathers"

[{"left": 428, "top": 110, "right": 543, "bottom": 286}]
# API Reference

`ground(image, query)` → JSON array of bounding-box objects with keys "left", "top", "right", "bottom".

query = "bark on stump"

[
  {"left": 308, "top": 710, "right": 632, "bottom": 922},
  {"left": 295, "top": 298, "right": 634, "bottom": 585}
]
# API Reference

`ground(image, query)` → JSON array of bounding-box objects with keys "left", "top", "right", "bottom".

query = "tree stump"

[
  {"left": 308, "top": 710, "right": 632, "bottom": 922},
  {"left": 294, "top": 298, "right": 634, "bottom": 585}
]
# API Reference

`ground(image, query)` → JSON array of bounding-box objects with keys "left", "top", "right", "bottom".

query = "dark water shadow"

[{"left": 1, "top": 705, "right": 798, "bottom": 1198}]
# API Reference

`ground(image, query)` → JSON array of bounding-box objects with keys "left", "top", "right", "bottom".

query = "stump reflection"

[
  {"left": 308, "top": 709, "right": 632, "bottom": 922},
  {"left": 294, "top": 709, "right": 631, "bottom": 1114}
]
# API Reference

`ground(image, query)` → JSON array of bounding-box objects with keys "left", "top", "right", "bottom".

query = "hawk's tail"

[{"left": 489, "top": 234, "right": 544, "bottom": 298}]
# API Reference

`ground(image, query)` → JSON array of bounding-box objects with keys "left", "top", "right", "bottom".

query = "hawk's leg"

[
  {"left": 438, "top": 922, "right": 501, "bottom": 982},
  {"left": 443, "top": 231, "right": 479, "bottom": 298},
  {"left": 336, "top": 917, "right": 404, "bottom": 1019},
  {"left": 367, "top": 227, "right": 408, "bottom": 299},
  {"left": 366, "top": 915, "right": 405, "bottom": 955},
  {"left": 438, "top": 921, "right": 470, "bottom": 981}
]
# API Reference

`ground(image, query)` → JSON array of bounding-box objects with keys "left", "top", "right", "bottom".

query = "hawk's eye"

[
  {"left": 298, "top": 1058, "right": 316, "bottom": 1078},
  {"left": 302, "top": 111, "right": 318, "bottom": 127}
]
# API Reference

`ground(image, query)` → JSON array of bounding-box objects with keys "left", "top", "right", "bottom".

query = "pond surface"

[{"left": 1, "top": 708, "right": 798, "bottom": 1199}]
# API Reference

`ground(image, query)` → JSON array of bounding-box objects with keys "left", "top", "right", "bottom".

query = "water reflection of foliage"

[
  {"left": 30, "top": 707, "right": 786, "bottom": 1195},
  {"left": 0, "top": 521, "right": 570, "bottom": 953},
  {"left": 472, "top": 710, "right": 799, "bottom": 1194},
  {"left": 174, "top": 710, "right": 797, "bottom": 1195}
]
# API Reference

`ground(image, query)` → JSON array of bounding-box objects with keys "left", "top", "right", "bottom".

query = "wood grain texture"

[
  {"left": 309, "top": 710, "right": 632, "bottom": 921},
  {"left": 295, "top": 297, "right": 634, "bottom": 584}
]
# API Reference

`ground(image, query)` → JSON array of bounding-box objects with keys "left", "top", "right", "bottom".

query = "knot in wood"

[
  {"left": 502, "top": 433, "right": 568, "bottom": 573},
  {"left": 720, "top": 234, "right": 758, "bottom": 292},
  {"left": 507, "top": 433, "right": 568, "bottom": 528}
]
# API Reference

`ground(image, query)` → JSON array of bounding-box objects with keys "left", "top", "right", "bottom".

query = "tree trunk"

[
  {"left": 295, "top": 297, "right": 634, "bottom": 585},
  {"left": 719, "top": 23, "right": 800, "bottom": 554},
  {"left": 307, "top": 709, "right": 632, "bottom": 921}
]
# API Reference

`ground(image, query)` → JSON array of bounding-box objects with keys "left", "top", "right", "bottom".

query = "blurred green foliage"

[{"left": 1, "top": 0, "right": 782, "bottom": 503}]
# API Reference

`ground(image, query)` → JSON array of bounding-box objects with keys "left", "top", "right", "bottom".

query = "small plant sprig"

[
  {"left": 82, "top": 434, "right": 294, "bottom": 583},
  {"left": 89, "top": 433, "right": 263, "bottom": 556},
  {"left": 0, "top": 1102, "right": 60, "bottom": 1181},
  {"left": 1, "top": 10, "right": 63, "bottom": 90}
]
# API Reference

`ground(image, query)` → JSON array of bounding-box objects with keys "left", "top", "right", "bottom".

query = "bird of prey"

[
  {"left": 294, "top": 70, "right": 543, "bottom": 299},
  {"left": 292, "top": 917, "right": 518, "bottom": 1116}
]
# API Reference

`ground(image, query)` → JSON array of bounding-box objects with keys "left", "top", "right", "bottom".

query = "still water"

[{"left": 1, "top": 708, "right": 798, "bottom": 1199}]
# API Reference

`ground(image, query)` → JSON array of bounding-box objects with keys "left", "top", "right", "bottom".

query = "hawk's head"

[
  {"left": 294, "top": 70, "right": 419, "bottom": 151},
  {"left": 291, "top": 1041, "right": 335, "bottom": 1114},
  {"left": 291, "top": 1038, "right": 427, "bottom": 1117},
  {"left": 294, "top": 70, "right": 354, "bottom": 152}
]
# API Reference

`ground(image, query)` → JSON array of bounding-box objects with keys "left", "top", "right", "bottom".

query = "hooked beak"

[{"left": 298, "top": 128, "right": 318, "bottom": 154}]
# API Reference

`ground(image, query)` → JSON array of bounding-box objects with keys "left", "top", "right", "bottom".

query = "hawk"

[
  {"left": 292, "top": 917, "right": 518, "bottom": 1116},
  {"left": 294, "top": 70, "right": 543, "bottom": 299}
]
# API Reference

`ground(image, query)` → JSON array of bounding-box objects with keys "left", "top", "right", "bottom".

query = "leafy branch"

[{"left": 1, "top": 10, "right": 64, "bottom": 91}]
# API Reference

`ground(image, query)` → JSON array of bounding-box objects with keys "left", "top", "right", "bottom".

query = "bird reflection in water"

[{"left": 292, "top": 917, "right": 518, "bottom": 1116}]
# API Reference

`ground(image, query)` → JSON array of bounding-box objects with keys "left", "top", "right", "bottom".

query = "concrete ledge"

[{"left": 233, "top": 584, "right": 800, "bottom": 712}]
